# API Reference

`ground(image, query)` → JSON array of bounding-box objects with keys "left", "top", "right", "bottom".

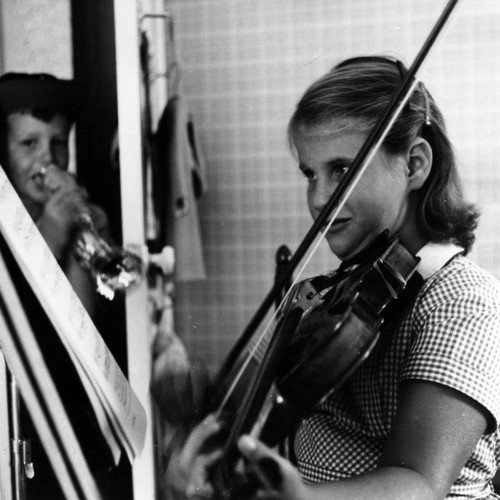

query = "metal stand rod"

[
  {"left": 9, "top": 375, "right": 33, "bottom": 500},
  {"left": 10, "top": 376, "right": 25, "bottom": 500}
]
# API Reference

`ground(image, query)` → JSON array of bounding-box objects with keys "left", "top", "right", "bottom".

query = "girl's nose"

[{"left": 311, "top": 178, "right": 337, "bottom": 211}]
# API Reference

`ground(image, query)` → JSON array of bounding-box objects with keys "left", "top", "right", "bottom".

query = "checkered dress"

[{"left": 294, "top": 255, "right": 500, "bottom": 499}]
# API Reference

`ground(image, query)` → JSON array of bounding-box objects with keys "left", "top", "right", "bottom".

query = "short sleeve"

[{"left": 400, "top": 259, "right": 500, "bottom": 430}]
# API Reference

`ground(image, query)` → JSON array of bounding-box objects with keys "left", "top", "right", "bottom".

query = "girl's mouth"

[{"left": 324, "top": 218, "right": 350, "bottom": 234}]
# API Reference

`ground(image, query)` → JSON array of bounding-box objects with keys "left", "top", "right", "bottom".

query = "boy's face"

[{"left": 4, "top": 111, "right": 71, "bottom": 215}]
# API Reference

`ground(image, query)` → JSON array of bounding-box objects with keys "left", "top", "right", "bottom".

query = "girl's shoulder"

[
  {"left": 414, "top": 254, "right": 500, "bottom": 316},
  {"left": 425, "top": 255, "right": 500, "bottom": 293}
]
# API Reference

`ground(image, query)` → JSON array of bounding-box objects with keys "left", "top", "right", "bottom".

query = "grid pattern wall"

[
  {"left": 165, "top": 0, "right": 500, "bottom": 374},
  {"left": 0, "top": 0, "right": 72, "bottom": 77}
]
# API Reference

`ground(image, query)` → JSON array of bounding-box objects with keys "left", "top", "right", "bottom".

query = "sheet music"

[{"left": 0, "top": 166, "right": 146, "bottom": 463}]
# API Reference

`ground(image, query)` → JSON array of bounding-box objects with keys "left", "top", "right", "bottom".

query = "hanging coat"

[{"left": 155, "top": 95, "right": 207, "bottom": 282}]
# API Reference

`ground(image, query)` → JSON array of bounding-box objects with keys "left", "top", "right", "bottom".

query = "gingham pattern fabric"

[{"left": 295, "top": 255, "right": 500, "bottom": 499}]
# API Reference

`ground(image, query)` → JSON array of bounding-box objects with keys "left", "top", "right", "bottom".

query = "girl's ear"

[{"left": 407, "top": 137, "right": 432, "bottom": 191}]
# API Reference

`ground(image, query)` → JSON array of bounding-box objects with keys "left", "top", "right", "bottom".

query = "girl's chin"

[
  {"left": 326, "top": 241, "right": 354, "bottom": 261},
  {"left": 326, "top": 234, "right": 374, "bottom": 262}
]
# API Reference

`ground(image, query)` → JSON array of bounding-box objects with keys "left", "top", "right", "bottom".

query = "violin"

[
  {"left": 196, "top": 1, "right": 461, "bottom": 497},
  {"left": 207, "top": 234, "right": 421, "bottom": 498}
]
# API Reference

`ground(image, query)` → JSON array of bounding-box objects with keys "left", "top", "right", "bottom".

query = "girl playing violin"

[{"left": 156, "top": 56, "right": 500, "bottom": 500}]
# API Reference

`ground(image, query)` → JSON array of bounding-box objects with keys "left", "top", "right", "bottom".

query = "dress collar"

[{"left": 416, "top": 242, "right": 464, "bottom": 280}]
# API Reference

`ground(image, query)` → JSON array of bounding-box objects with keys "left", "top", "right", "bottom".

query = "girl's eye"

[
  {"left": 302, "top": 171, "right": 316, "bottom": 182},
  {"left": 331, "top": 163, "right": 350, "bottom": 179},
  {"left": 300, "top": 168, "right": 316, "bottom": 182}
]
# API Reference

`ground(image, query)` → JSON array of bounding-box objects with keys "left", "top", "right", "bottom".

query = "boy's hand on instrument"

[{"left": 37, "top": 167, "right": 89, "bottom": 259}]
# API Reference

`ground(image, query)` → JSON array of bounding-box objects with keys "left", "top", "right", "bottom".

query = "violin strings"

[
  {"left": 214, "top": 209, "right": 346, "bottom": 418},
  {"left": 215, "top": 77, "right": 421, "bottom": 420}
]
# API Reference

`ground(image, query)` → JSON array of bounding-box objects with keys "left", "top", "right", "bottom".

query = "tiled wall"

[
  {"left": 164, "top": 0, "right": 500, "bottom": 374},
  {"left": 0, "top": 0, "right": 72, "bottom": 77}
]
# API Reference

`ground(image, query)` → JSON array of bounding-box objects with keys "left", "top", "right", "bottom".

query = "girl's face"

[
  {"left": 293, "top": 128, "right": 421, "bottom": 261},
  {"left": 5, "top": 111, "right": 71, "bottom": 216}
]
